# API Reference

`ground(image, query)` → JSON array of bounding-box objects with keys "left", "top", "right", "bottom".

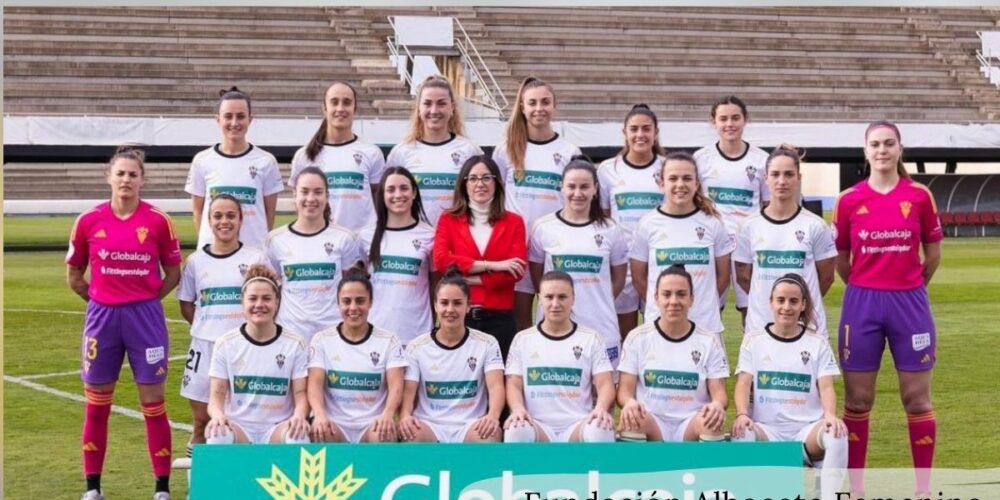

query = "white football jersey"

[
  {"left": 186, "top": 144, "right": 285, "bottom": 249},
  {"left": 597, "top": 155, "right": 666, "bottom": 246},
  {"left": 630, "top": 209, "right": 734, "bottom": 333},
  {"left": 694, "top": 143, "right": 770, "bottom": 235},
  {"left": 505, "top": 323, "right": 612, "bottom": 428},
  {"left": 209, "top": 326, "right": 308, "bottom": 427},
  {"left": 733, "top": 208, "right": 838, "bottom": 334},
  {"left": 619, "top": 321, "right": 729, "bottom": 421},
  {"left": 736, "top": 326, "right": 840, "bottom": 425},
  {"left": 404, "top": 328, "right": 504, "bottom": 426},
  {"left": 308, "top": 324, "right": 408, "bottom": 424},
  {"left": 265, "top": 223, "right": 363, "bottom": 341},
  {"left": 358, "top": 221, "right": 435, "bottom": 344},
  {"left": 494, "top": 135, "right": 581, "bottom": 228},
  {"left": 288, "top": 138, "right": 385, "bottom": 232},
  {"left": 177, "top": 244, "right": 269, "bottom": 341},
  {"left": 528, "top": 212, "right": 628, "bottom": 352},
  {"left": 386, "top": 135, "right": 482, "bottom": 226}
]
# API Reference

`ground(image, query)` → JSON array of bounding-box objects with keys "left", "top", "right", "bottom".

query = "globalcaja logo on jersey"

[
  {"left": 412, "top": 173, "right": 458, "bottom": 191},
  {"left": 708, "top": 187, "right": 753, "bottom": 207},
  {"left": 327, "top": 370, "right": 382, "bottom": 391},
  {"left": 514, "top": 170, "right": 561, "bottom": 191},
  {"left": 199, "top": 287, "right": 242, "bottom": 306},
  {"left": 209, "top": 186, "right": 257, "bottom": 205},
  {"left": 526, "top": 367, "right": 583, "bottom": 387},
  {"left": 325, "top": 171, "right": 365, "bottom": 190},
  {"left": 756, "top": 371, "right": 812, "bottom": 393},
  {"left": 755, "top": 250, "right": 806, "bottom": 269},
  {"left": 233, "top": 376, "right": 289, "bottom": 396},
  {"left": 551, "top": 255, "right": 602, "bottom": 274},
  {"left": 655, "top": 247, "right": 710, "bottom": 266},
  {"left": 283, "top": 263, "right": 336, "bottom": 281},
  {"left": 376, "top": 256, "right": 421, "bottom": 276},
  {"left": 643, "top": 369, "right": 699, "bottom": 390},
  {"left": 615, "top": 192, "right": 662, "bottom": 211},
  {"left": 425, "top": 380, "right": 478, "bottom": 399}
]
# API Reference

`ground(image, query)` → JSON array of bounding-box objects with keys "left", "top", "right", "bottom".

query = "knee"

[
  {"left": 731, "top": 430, "right": 757, "bottom": 443},
  {"left": 284, "top": 432, "right": 310, "bottom": 445},
  {"left": 581, "top": 422, "right": 615, "bottom": 443},
  {"left": 503, "top": 424, "right": 537, "bottom": 443},
  {"left": 843, "top": 392, "right": 874, "bottom": 414},
  {"left": 206, "top": 426, "right": 234, "bottom": 445},
  {"left": 901, "top": 395, "right": 933, "bottom": 415}
]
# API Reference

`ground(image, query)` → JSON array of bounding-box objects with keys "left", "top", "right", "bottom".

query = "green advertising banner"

[{"left": 192, "top": 442, "right": 803, "bottom": 499}]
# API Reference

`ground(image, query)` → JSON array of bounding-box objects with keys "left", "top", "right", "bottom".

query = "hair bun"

[
  {"left": 442, "top": 264, "right": 464, "bottom": 280},
  {"left": 631, "top": 103, "right": 650, "bottom": 110},
  {"left": 568, "top": 153, "right": 593, "bottom": 163}
]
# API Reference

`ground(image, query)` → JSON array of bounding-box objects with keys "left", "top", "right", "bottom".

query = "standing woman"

[
  {"left": 598, "top": 104, "right": 667, "bottom": 338},
  {"left": 67, "top": 146, "right": 182, "bottom": 500},
  {"left": 493, "top": 77, "right": 581, "bottom": 330},
  {"left": 186, "top": 87, "right": 285, "bottom": 250},
  {"left": 433, "top": 156, "right": 528, "bottom": 360},
  {"left": 359, "top": 167, "right": 436, "bottom": 345},
  {"left": 308, "top": 269, "right": 407, "bottom": 443},
  {"left": 630, "top": 151, "right": 733, "bottom": 341},
  {"left": 694, "top": 96, "right": 769, "bottom": 322},
  {"left": 290, "top": 81, "right": 386, "bottom": 232},
  {"left": 386, "top": 75, "right": 483, "bottom": 226},
  {"left": 833, "top": 121, "right": 943, "bottom": 499},
  {"left": 399, "top": 270, "right": 506, "bottom": 443},
  {"left": 266, "top": 167, "right": 363, "bottom": 342},
  {"left": 734, "top": 145, "right": 837, "bottom": 335},
  {"left": 177, "top": 194, "right": 269, "bottom": 458},
  {"left": 529, "top": 158, "right": 627, "bottom": 366}
]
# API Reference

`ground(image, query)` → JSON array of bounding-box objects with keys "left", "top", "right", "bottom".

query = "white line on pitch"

[
  {"left": 17, "top": 355, "right": 187, "bottom": 380},
  {"left": 4, "top": 308, "right": 187, "bottom": 324},
  {"left": 4, "top": 374, "right": 194, "bottom": 432}
]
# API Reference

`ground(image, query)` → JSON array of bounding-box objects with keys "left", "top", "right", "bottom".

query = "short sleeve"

[
  {"left": 386, "top": 335, "right": 408, "bottom": 370},
  {"left": 713, "top": 218, "right": 735, "bottom": 257},
  {"left": 208, "top": 340, "right": 229, "bottom": 379},
  {"left": 812, "top": 221, "right": 838, "bottom": 261},
  {"left": 291, "top": 341, "right": 309, "bottom": 379},
  {"left": 597, "top": 163, "right": 612, "bottom": 211},
  {"left": 491, "top": 141, "right": 511, "bottom": 181},
  {"left": 288, "top": 147, "right": 309, "bottom": 188},
  {"left": 590, "top": 336, "right": 613, "bottom": 375},
  {"left": 609, "top": 225, "right": 628, "bottom": 266},
  {"left": 261, "top": 154, "right": 285, "bottom": 196},
  {"left": 404, "top": 345, "right": 421, "bottom": 382},
  {"left": 177, "top": 256, "right": 197, "bottom": 302},
  {"left": 504, "top": 333, "right": 524, "bottom": 376},
  {"left": 832, "top": 192, "right": 852, "bottom": 251},
  {"left": 629, "top": 222, "right": 650, "bottom": 262},
  {"left": 733, "top": 222, "right": 753, "bottom": 264},
  {"left": 528, "top": 225, "right": 546, "bottom": 264},
  {"left": 817, "top": 338, "right": 840, "bottom": 378},
  {"left": 617, "top": 333, "right": 640, "bottom": 375},
  {"left": 918, "top": 189, "right": 944, "bottom": 244},
  {"left": 184, "top": 158, "right": 206, "bottom": 197},
  {"left": 156, "top": 212, "right": 183, "bottom": 267},
  {"left": 367, "top": 146, "right": 387, "bottom": 186},
  {"left": 266, "top": 237, "right": 283, "bottom": 276},
  {"left": 705, "top": 336, "right": 730, "bottom": 379},
  {"left": 735, "top": 337, "right": 755, "bottom": 376},
  {"left": 66, "top": 212, "right": 90, "bottom": 267},
  {"left": 483, "top": 337, "right": 505, "bottom": 372},
  {"left": 385, "top": 144, "right": 406, "bottom": 168},
  {"left": 307, "top": 335, "right": 326, "bottom": 370}
]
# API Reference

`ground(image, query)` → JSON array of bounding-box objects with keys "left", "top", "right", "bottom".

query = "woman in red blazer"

[{"left": 433, "top": 155, "right": 527, "bottom": 359}]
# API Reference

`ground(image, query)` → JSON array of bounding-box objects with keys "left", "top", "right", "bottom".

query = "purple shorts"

[
  {"left": 81, "top": 298, "right": 169, "bottom": 385},
  {"left": 838, "top": 285, "right": 936, "bottom": 372}
]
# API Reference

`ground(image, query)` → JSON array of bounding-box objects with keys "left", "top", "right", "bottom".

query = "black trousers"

[{"left": 465, "top": 307, "right": 516, "bottom": 362}]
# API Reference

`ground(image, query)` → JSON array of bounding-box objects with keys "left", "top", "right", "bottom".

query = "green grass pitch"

[{"left": 4, "top": 215, "right": 999, "bottom": 498}]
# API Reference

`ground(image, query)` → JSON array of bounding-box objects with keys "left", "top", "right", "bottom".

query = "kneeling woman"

[
  {"left": 731, "top": 273, "right": 846, "bottom": 500},
  {"left": 399, "top": 269, "right": 506, "bottom": 443},
  {"left": 205, "top": 265, "right": 310, "bottom": 444},
  {"left": 307, "top": 269, "right": 407, "bottom": 443},
  {"left": 617, "top": 265, "right": 729, "bottom": 441},
  {"left": 503, "top": 271, "right": 616, "bottom": 443}
]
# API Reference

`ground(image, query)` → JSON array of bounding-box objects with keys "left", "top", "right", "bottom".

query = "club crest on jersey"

[
  {"left": 745, "top": 165, "right": 757, "bottom": 181},
  {"left": 573, "top": 345, "right": 583, "bottom": 360},
  {"left": 553, "top": 152, "right": 563, "bottom": 166},
  {"left": 182, "top": 374, "right": 191, "bottom": 388},
  {"left": 275, "top": 354, "right": 286, "bottom": 369},
  {"left": 324, "top": 242, "right": 334, "bottom": 255},
  {"left": 801, "top": 351, "right": 811, "bottom": 365},
  {"left": 412, "top": 239, "right": 422, "bottom": 251},
  {"left": 353, "top": 151, "right": 363, "bottom": 165},
  {"left": 239, "top": 263, "right": 249, "bottom": 276},
  {"left": 249, "top": 165, "right": 258, "bottom": 179},
  {"left": 594, "top": 234, "right": 604, "bottom": 248},
  {"left": 370, "top": 351, "right": 381, "bottom": 367},
  {"left": 900, "top": 201, "right": 913, "bottom": 219},
  {"left": 795, "top": 230, "right": 805, "bottom": 243},
  {"left": 691, "top": 350, "right": 702, "bottom": 364},
  {"left": 467, "top": 356, "right": 477, "bottom": 371},
  {"left": 136, "top": 226, "right": 149, "bottom": 244},
  {"left": 451, "top": 152, "right": 462, "bottom": 166},
  {"left": 695, "top": 226, "right": 706, "bottom": 240}
]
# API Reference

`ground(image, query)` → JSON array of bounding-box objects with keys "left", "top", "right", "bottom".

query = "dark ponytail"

[{"left": 305, "top": 81, "right": 359, "bottom": 162}]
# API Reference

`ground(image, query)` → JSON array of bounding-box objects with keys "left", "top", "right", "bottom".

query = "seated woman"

[
  {"left": 616, "top": 265, "right": 729, "bottom": 442},
  {"left": 731, "top": 273, "right": 847, "bottom": 500},
  {"left": 307, "top": 268, "right": 407, "bottom": 443},
  {"left": 204, "top": 264, "right": 310, "bottom": 444},
  {"left": 399, "top": 268, "right": 506, "bottom": 443},
  {"left": 503, "top": 271, "right": 616, "bottom": 443}
]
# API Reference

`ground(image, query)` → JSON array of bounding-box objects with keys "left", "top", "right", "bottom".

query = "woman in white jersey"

[
  {"left": 503, "top": 271, "right": 616, "bottom": 443},
  {"left": 265, "top": 167, "right": 363, "bottom": 341},
  {"left": 598, "top": 104, "right": 667, "bottom": 339},
  {"left": 177, "top": 194, "right": 269, "bottom": 455},
  {"left": 529, "top": 157, "right": 627, "bottom": 366},
  {"left": 617, "top": 265, "right": 729, "bottom": 441},
  {"left": 308, "top": 267, "right": 407, "bottom": 443},
  {"left": 359, "top": 167, "right": 435, "bottom": 345},
  {"left": 399, "top": 269, "right": 506, "bottom": 443},
  {"left": 205, "top": 264, "right": 310, "bottom": 445},
  {"left": 289, "top": 81, "right": 386, "bottom": 232},
  {"left": 693, "top": 95, "right": 769, "bottom": 324},
  {"left": 386, "top": 76, "right": 483, "bottom": 226},
  {"left": 734, "top": 145, "right": 836, "bottom": 335},
  {"left": 630, "top": 151, "right": 733, "bottom": 341},
  {"left": 731, "top": 273, "right": 846, "bottom": 500},
  {"left": 186, "top": 87, "right": 284, "bottom": 249},
  {"left": 493, "top": 77, "right": 582, "bottom": 331}
]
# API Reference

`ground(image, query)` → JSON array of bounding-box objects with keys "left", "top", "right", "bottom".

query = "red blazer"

[{"left": 433, "top": 210, "right": 527, "bottom": 310}]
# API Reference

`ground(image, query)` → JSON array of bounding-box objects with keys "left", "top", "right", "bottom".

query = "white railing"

[
  {"left": 385, "top": 33, "right": 415, "bottom": 91},
  {"left": 976, "top": 31, "right": 1000, "bottom": 88}
]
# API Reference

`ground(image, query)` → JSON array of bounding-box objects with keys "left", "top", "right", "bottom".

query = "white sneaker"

[
  {"left": 153, "top": 492, "right": 171, "bottom": 500},
  {"left": 171, "top": 457, "right": 192, "bottom": 470},
  {"left": 81, "top": 491, "right": 105, "bottom": 500}
]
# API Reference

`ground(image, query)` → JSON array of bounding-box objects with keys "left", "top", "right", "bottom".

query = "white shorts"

[
  {"left": 334, "top": 420, "right": 373, "bottom": 444},
  {"left": 536, "top": 418, "right": 585, "bottom": 443},
  {"left": 423, "top": 419, "right": 477, "bottom": 443},
  {"left": 756, "top": 420, "right": 820, "bottom": 443},
  {"left": 720, "top": 257, "right": 748, "bottom": 310},
  {"left": 230, "top": 419, "right": 283, "bottom": 444},
  {"left": 651, "top": 413, "right": 697, "bottom": 442},
  {"left": 514, "top": 271, "right": 535, "bottom": 295},
  {"left": 180, "top": 337, "right": 215, "bottom": 403},
  {"left": 614, "top": 274, "right": 640, "bottom": 314}
]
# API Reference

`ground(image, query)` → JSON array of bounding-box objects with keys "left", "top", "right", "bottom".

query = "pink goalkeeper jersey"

[
  {"left": 66, "top": 201, "right": 183, "bottom": 306},
  {"left": 832, "top": 178, "right": 943, "bottom": 290}
]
